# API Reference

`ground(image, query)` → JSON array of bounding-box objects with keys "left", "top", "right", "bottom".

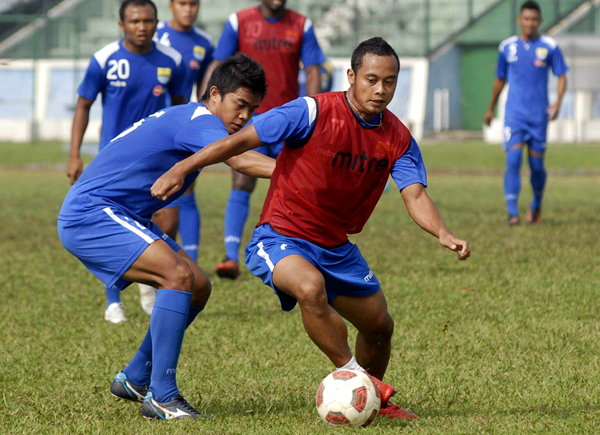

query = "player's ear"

[
  {"left": 347, "top": 68, "right": 355, "bottom": 86},
  {"left": 209, "top": 86, "right": 222, "bottom": 104},
  {"left": 118, "top": 20, "right": 125, "bottom": 33}
]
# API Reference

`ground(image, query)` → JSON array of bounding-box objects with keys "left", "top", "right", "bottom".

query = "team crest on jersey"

[
  {"left": 153, "top": 85, "right": 164, "bottom": 96},
  {"left": 157, "top": 67, "right": 172, "bottom": 85},
  {"left": 536, "top": 47, "right": 548, "bottom": 60},
  {"left": 193, "top": 45, "right": 206, "bottom": 61}
]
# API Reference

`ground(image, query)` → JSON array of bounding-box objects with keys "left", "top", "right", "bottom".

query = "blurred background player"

[
  {"left": 59, "top": 54, "right": 272, "bottom": 420},
  {"left": 200, "top": 0, "right": 326, "bottom": 279},
  {"left": 66, "top": 0, "right": 186, "bottom": 323},
  {"left": 138, "top": 0, "right": 215, "bottom": 315},
  {"left": 151, "top": 37, "right": 471, "bottom": 420},
  {"left": 484, "top": 1, "right": 568, "bottom": 226}
]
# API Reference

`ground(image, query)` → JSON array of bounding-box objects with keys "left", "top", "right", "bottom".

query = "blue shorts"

[
  {"left": 245, "top": 224, "right": 381, "bottom": 311},
  {"left": 57, "top": 205, "right": 180, "bottom": 291},
  {"left": 504, "top": 118, "right": 548, "bottom": 154},
  {"left": 255, "top": 142, "right": 284, "bottom": 159}
]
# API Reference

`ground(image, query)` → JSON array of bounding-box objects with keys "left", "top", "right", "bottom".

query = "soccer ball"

[{"left": 316, "top": 369, "right": 381, "bottom": 427}]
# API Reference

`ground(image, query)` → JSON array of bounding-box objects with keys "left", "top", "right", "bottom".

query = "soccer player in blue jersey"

[
  {"left": 200, "top": 0, "right": 326, "bottom": 279},
  {"left": 484, "top": 1, "right": 568, "bottom": 225},
  {"left": 59, "top": 54, "right": 273, "bottom": 420},
  {"left": 66, "top": 0, "right": 186, "bottom": 323},
  {"left": 136, "top": 0, "right": 215, "bottom": 317}
]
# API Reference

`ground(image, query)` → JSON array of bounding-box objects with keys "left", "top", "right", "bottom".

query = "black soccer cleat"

[
  {"left": 526, "top": 208, "right": 541, "bottom": 224},
  {"left": 506, "top": 214, "right": 520, "bottom": 226},
  {"left": 110, "top": 371, "right": 148, "bottom": 403},
  {"left": 141, "top": 392, "right": 209, "bottom": 420}
]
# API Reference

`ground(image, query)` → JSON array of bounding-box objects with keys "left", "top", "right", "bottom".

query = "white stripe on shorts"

[
  {"left": 257, "top": 241, "right": 275, "bottom": 272},
  {"left": 103, "top": 207, "right": 154, "bottom": 244}
]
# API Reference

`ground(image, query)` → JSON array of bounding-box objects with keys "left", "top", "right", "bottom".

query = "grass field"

[{"left": 1, "top": 142, "right": 599, "bottom": 434}]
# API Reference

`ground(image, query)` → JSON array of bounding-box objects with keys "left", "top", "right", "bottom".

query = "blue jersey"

[
  {"left": 497, "top": 35, "right": 568, "bottom": 124},
  {"left": 59, "top": 103, "right": 228, "bottom": 223},
  {"left": 78, "top": 40, "right": 186, "bottom": 150},
  {"left": 299, "top": 61, "right": 333, "bottom": 97},
  {"left": 154, "top": 22, "right": 214, "bottom": 102}
]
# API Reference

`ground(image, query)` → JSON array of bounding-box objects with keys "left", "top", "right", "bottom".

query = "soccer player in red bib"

[
  {"left": 200, "top": 0, "right": 326, "bottom": 279},
  {"left": 152, "top": 38, "right": 471, "bottom": 420}
]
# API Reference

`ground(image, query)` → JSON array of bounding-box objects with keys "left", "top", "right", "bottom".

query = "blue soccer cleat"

[
  {"left": 110, "top": 371, "right": 148, "bottom": 403},
  {"left": 141, "top": 392, "right": 209, "bottom": 420}
]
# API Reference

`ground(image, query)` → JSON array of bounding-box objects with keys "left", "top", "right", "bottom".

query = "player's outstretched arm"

[
  {"left": 151, "top": 125, "right": 263, "bottom": 200},
  {"left": 484, "top": 78, "right": 506, "bottom": 126},
  {"left": 400, "top": 183, "right": 470, "bottom": 260},
  {"left": 67, "top": 96, "right": 94, "bottom": 185},
  {"left": 225, "top": 151, "right": 275, "bottom": 179}
]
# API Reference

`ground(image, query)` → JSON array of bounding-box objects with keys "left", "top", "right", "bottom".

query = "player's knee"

[
  {"left": 294, "top": 276, "right": 327, "bottom": 309},
  {"left": 363, "top": 312, "right": 394, "bottom": 343},
  {"left": 506, "top": 148, "right": 522, "bottom": 171},
  {"left": 165, "top": 259, "right": 195, "bottom": 292}
]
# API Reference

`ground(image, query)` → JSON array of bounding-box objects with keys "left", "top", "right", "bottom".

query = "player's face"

[
  {"left": 119, "top": 4, "right": 158, "bottom": 47},
  {"left": 347, "top": 54, "right": 398, "bottom": 119},
  {"left": 261, "top": 0, "right": 286, "bottom": 13},
  {"left": 211, "top": 87, "right": 262, "bottom": 134},
  {"left": 170, "top": 0, "right": 200, "bottom": 29},
  {"left": 518, "top": 8, "right": 541, "bottom": 38}
]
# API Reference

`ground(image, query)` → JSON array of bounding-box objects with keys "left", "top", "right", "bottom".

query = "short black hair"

[
  {"left": 521, "top": 1, "right": 541, "bottom": 14},
  {"left": 201, "top": 53, "right": 267, "bottom": 102},
  {"left": 351, "top": 37, "right": 400, "bottom": 73},
  {"left": 119, "top": 0, "right": 158, "bottom": 22}
]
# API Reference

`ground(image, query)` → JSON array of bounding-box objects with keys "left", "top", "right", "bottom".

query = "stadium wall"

[{"left": 424, "top": 45, "right": 462, "bottom": 132}]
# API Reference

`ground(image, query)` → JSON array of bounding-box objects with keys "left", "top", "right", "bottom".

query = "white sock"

[{"left": 336, "top": 356, "right": 366, "bottom": 372}]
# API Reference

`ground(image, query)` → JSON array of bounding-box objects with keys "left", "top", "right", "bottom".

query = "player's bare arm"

[
  {"left": 151, "top": 125, "right": 264, "bottom": 200},
  {"left": 547, "top": 74, "right": 567, "bottom": 121},
  {"left": 484, "top": 77, "right": 506, "bottom": 126},
  {"left": 400, "top": 183, "right": 470, "bottom": 260},
  {"left": 304, "top": 64, "right": 322, "bottom": 95},
  {"left": 67, "top": 96, "right": 94, "bottom": 184}
]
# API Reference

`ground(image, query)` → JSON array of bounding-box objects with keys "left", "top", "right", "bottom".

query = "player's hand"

[
  {"left": 66, "top": 156, "right": 83, "bottom": 185},
  {"left": 439, "top": 231, "right": 471, "bottom": 261},
  {"left": 151, "top": 164, "right": 186, "bottom": 201},
  {"left": 547, "top": 103, "right": 560, "bottom": 121},
  {"left": 483, "top": 110, "right": 494, "bottom": 127}
]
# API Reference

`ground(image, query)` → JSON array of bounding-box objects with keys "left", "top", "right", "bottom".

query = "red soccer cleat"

[
  {"left": 378, "top": 401, "right": 418, "bottom": 420},
  {"left": 367, "top": 374, "right": 396, "bottom": 406},
  {"left": 215, "top": 258, "right": 240, "bottom": 279}
]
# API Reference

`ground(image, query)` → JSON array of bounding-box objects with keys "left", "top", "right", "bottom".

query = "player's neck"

[
  {"left": 259, "top": 4, "right": 285, "bottom": 20},
  {"left": 520, "top": 32, "right": 539, "bottom": 41},
  {"left": 122, "top": 39, "right": 153, "bottom": 55},
  {"left": 347, "top": 91, "right": 377, "bottom": 122},
  {"left": 169, "top": 20, "right": 193, "bottom": 33}
]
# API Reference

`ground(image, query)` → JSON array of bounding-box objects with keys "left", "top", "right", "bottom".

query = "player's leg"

[
  {"left": 136, "top": 207, "right": 180, "bottom": 316},
  {"left": 272, "top": 255, "right": 354, "bottom": 367},
  {"left": 330, "top": 291, "right": 393, "bottom": 380},
  {"left": 526, "top": 132, "right": 547, "bottom": 224},
  {"left": 177, "top": 182, "right": 201, "bottom": 262},
  {"left": 120, "top": 240, "right": 210, "bottom": 419},
  {"left": 504, "top": 144, "right": 524, "bottom": 224},
  {"left": 217, "top": 169, "right": 257, "bottom": 278}
]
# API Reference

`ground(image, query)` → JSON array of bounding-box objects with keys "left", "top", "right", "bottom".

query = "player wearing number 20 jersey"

[{"left": 78, "top": 39, "right": 186, "bottom": 151}]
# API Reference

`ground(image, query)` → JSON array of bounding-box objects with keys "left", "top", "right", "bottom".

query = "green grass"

[{"left": 1, "top": 143, "right": 599, "bottom": 434}]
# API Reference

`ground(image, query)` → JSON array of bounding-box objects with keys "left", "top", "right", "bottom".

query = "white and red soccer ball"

[{"left": 316, "top": 369, "right": 381, "bottom": 427}]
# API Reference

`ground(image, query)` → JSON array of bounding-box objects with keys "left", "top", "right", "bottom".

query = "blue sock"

[
  {"left": 504, "top": 148, "right": 523, "bottom": 217},
  {"left": 528, "top": 154, "right": 546, "bottom": 210},
  {"left": 178, "top": 193, "right": 201, "bottom": 262},
  {"left": 123, "top": 303, "right": 204, "bottom": 387},
  {"left": 105, "top": 286, "right": 121, "bottom": 309},
  {"left": 224, "top": 189, "right": 251, "bottom": 262},
  {"left": 148, "top": 289, "right": 192, "bottom": 402}
]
